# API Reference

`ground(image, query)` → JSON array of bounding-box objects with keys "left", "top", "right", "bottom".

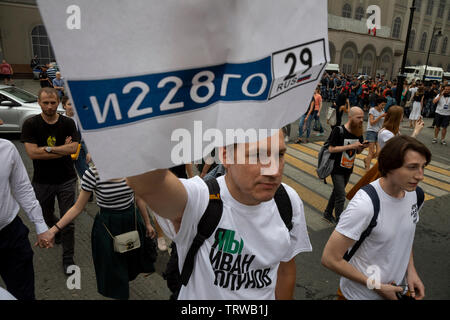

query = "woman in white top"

[
  {"left": 379, "top": 105, "right": 423, "bottom": 149},
  {"left": 364, "top": 97, "right": 387, "bottom": 171},
  {"left": 408, "top": 86, "right": 424, "bottom": 129}
]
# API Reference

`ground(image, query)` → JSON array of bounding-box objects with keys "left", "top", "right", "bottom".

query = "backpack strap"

[
  {"left": 180, "top": 178, "right": 223, "bottom": 286},
  {"left": 343, "top": 184, "right": 380, "bottom": 262},
  {"left": 274, "top": 184, "right": 293, "bottom": 231},
  {"left": 416, "top": 186, "right": 424, "bottom": 209}
]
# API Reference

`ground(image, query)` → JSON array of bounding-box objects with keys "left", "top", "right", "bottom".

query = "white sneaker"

[
  {"left": 432, "top": 138, "right": 438, "bottom": 144},
  {"left": 157, "top": 237, "right": 168, "bottom": 251},
  {"left": 441, "top": 140, "right": 447, "bottom": 146}
]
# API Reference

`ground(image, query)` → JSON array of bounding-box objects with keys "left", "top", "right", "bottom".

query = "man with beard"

[
  {"left": 323, "top": 107, "right": 367, "bottom": 223},
  {"left": 432, "top": 84, "right": 450, "bottom": 145},
  {"left": 21, "top": 87, "right": 79, "bottom": 275}
]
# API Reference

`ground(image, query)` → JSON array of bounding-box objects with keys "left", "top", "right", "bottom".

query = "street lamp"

[
  {"left": 396, "top": 0, "right": 416, "bottom": 105},
  {"left": 423, "top": 25, "right": 443, "bottom": 82}
]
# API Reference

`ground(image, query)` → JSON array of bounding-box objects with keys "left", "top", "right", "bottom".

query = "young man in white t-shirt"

[
  {"left": 127, "top": 130, "right": 312, "bottom": 300},
  {"left": 321, "top": 135, "right": 431, "bottom": 300},
  {"left": 432, "top": 84, "right": 450, "bottom": 145}
]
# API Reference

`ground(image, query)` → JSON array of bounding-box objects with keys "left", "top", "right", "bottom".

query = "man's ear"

[{"left": 219, "top": 145, "right": 234, "bottom": 169}]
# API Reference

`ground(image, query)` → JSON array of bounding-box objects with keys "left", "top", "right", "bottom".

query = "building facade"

[
  {"left": 0, "top": 0, "right": 449, "bottom": 78},
  {"left": 328, "top": 0, "right": 450, "bottom": 79}
]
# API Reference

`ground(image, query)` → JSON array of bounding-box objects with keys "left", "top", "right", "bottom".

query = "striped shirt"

[{"left": 81, "top": 167, "right": 134, "bottom": 210}]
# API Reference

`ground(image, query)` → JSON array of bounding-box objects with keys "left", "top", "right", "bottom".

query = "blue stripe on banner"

[{"left": 68, "top": 57, "right": 272, "bottom": 130}]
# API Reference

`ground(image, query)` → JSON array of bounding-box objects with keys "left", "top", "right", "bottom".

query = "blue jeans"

[
  {"left": 306, "top": 110, "right": 324, "bottom": 135},
  {"left": 298, "top": 114, "right": 307, "bottom": 138}
]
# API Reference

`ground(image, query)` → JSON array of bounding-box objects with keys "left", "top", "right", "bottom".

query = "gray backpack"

[{"left": 316, "top": 126, "right": 343, "bottom": 183}]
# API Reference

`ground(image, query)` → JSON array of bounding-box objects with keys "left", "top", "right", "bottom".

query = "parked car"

[{"left": 0, "top": 85, "right": 64, "bottom": 133}]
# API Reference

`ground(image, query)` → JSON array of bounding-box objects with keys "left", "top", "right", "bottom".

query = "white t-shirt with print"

[
  {"left": 377, "top": 128, "right": 395, "bottom": 149},
  {"left": 434, "top": 94, "right": 450, "bottom": 116},
  {"left": 156, "top": 175, "right": 312, "bottom": 300},
  {"left": 336, "top": 179, "right": 422, "bottom": 300}
]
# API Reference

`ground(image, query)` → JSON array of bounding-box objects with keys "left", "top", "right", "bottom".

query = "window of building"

[
  {"left": 392, "top": 17, "right": 402, "bottom": 38},
  {"left": 437, "top": 0, "right": 445, "bottom": 18},
  {"left": 342, "top": 49, "right": 355, "bottom": 74},
  {"left": 416, "top": 0, "right": 422, "bottom": 12},
  {"left": 426, "top": 0, "right": 434, "bottom": 15},
  {"left": 430, "top": 35, "right": 439, "bottom": 52},
  {"left": 420, "top": 32, "right": 428, "bottom": 51},
  {"left": 362, "top": 52, "right": 373, "bottom": 75},
  {"left": 31, "top": 25, "right": 56, "bottom": 66},
  {"left": 408, "top": 30, "right": 416, "bottom": 49},
  {"left": 342, "top": 4, "right": 352, "bottom": 18},
  {"left": 355, "top": 7, "right": 365, "bottom": 20},
  {"left": 442, "top": 37, "right": 448, "bottom": 54}
]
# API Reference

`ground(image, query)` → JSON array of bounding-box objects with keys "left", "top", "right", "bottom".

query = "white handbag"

[{"left": 103, "top": 203, "right": 141, "bottom": 253}]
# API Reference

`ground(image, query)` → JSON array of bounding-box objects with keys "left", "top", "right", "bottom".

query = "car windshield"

[{"left": 0, "top": 87, "right": 38, "bottom": 103}]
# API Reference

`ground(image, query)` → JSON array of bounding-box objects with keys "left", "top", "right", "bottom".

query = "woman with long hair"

[{"left": 346, "top": 105, "right": 424, "bottom": 200}]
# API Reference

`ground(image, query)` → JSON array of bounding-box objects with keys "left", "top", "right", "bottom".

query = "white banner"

[{"left": 37, "top": 0, "right": 329, "bottom": 179}]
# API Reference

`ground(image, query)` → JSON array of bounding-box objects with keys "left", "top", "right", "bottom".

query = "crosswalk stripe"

[
  {"left": 282, "top": 175, "right": 328, "bottom": 214},
  {"left": 312, "top": 141, "right": 450, "bottom": 179},
  {"left": 289, "top": 142, "right": 450, "bottom": 194},
  {"left": 286, "top": 143, "right": 438, "bottom": 201}
]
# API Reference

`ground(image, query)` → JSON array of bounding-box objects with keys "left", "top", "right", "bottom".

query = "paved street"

[{"left": 1, "top": 79, "right": 449, "bottom": 300}]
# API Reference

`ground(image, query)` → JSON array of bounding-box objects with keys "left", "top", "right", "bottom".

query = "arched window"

[
  {"left": 442, "top": 37, "right": 448, "bottom": 54},
  {"left": 342, "top": 49, "right": 355, "bottom": 74},
  {"left": 430, "top": 35, "right": 439, "bottom": 53},
  {"left": 420, "top": 32, "right": 428, "bottom": 51},
  {"left": 426, "top": 0, "right": 434, "bottom": 15},
  {"left": 342, "top": 4, "right": 352, "bottom": 18},
  {"left": 362, "top": 52, "right": 374, "bottom": 75},
  {"left": 382, "top": 55, "right": 391, "bottom": 63},
  {"left": 355, "top": 7, "right": 365, "bottom": 20},
  {"left": 31, "top": 25, "right": 56, "bottom": 66},
  {"left": 408, "top": 30, "right": 416, "bottom": 49},
  {"left": 344, "top": 50, "right": 354, "bottom": 59},
  {"left": 392, "top": 17, "right": 402, "bottom": 38},
  {"left": 437, "top": 0, "right": 445, "bottom": 18}
]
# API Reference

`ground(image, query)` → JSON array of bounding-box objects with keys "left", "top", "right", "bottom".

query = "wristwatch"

[{"left": 45, "top": 146, "right": 52, "bottom": 153}]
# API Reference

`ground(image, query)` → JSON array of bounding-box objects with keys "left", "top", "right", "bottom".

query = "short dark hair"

[
  {"left": 378, "top": 136, "right": 431, "bottom": 177},
  {"left": 61, "top": 95, "right": 70, "bottom": 106},
  {"left": 376, "top": 96, "right": 387, "bottom": 105},
  {"left": 37, "top": 87, "right": 59, "bottom": 100}
]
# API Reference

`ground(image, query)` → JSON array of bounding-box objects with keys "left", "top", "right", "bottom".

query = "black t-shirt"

[
  {"left": 21, "top": 114, "right": 79, "bottom": 184},
  {"left": 169, "top": 165, "right": 188, "bottom": 179},
  {"left": 329, "top": 125, "right": 363, "bottom": 175},
  {"left": 335, "top": 92, "right": 348, "bottom": 108}
]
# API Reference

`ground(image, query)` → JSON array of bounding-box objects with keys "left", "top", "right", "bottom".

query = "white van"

[
  {"left": 404, "top": 65, "right": 444, "bottom": 83},
  {"left": 325, "top": 63, "right": 340, "bottom": 74}
]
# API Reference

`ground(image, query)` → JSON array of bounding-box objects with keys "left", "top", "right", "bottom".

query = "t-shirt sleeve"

[
  {"left": 335, "top": 189, "right": 374, "bottom": 241},
  {"left": 20, "top": 118, "right": 37, "bottom": 144},
  {"left": 156, "top": 176, "right": 209, "bottom": 247},
  {"left": 280, "top": 184, "right": 312, "bottom": 262},
  {"left": 329, "top": 126, "right": 342, "bottom": 147},
  {"left": 379, "top": 130, "right": 394, "bottom": 147},
  {"left": 81, "top": 167, "right": 96, "bottom": 192}
]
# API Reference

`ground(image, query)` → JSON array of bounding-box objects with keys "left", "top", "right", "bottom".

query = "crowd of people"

[{"left": 0, "top": 66, "right": 448, "bottom": 301}]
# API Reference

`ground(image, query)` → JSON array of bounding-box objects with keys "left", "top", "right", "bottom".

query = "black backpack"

[
  {"left": 343, "top": 184, "right": 425, "bottom": 261},
  {"left": 163, "top": 177, "right": 293, "bottom": 299}
]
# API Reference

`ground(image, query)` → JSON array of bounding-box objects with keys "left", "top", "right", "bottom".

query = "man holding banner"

[
  {"left": 127, "top": 130, "right": 312, "bottom": 299},
  {"left": 37, "top": 0, "right": 328, "bottom": 298}
]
